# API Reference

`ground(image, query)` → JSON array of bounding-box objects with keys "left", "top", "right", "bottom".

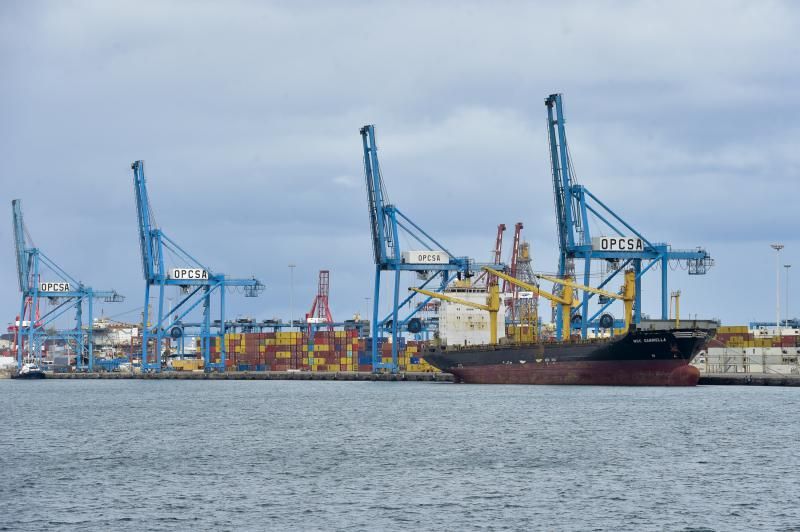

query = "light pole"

[
  {"left": 785, "top": 264, "right": 791, "bottom": 327},
  {"left": 771, "top": 244, "right": 783, "bottom": 336},
  {"left": 288, "top": 264, "right": 296, "bottom": 331},
  {"left": 364, "top": 297, "right": 370, "bottom": 322}
]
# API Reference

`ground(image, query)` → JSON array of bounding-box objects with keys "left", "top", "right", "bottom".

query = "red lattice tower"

[{"left": 306, "top": 270, "right": 334, "bottom": 332}]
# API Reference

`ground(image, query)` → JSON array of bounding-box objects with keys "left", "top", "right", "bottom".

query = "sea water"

[{"left": 1, "top": 380, "right": 798, "bottom": 531}]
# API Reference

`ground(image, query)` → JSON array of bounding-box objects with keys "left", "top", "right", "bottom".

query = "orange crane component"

[
  {"left": 474, "top": 224, "right": 506, "bottom": 288},
  {"left": 488, "top": 223, "right": 506, "bottom": 286},
  {"left": 306, "top": 270, "right": 334, "bottom": 332},
  {"left": 502, "top": 222, "right": 523, "bottom": 321}
]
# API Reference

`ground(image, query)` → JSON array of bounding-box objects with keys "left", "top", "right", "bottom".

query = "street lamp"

[
  {"left": 288, "top": 264, "right": 296, "bottom": 330},
  {"left": 785, "top": 264, "right": 791, "bottom": 327},
  {"left": 771, "top": 244, "right": 783, "bottom": 335}
]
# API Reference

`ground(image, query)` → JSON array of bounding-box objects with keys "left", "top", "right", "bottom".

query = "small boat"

[{"left": 15, "top": 362, "right": 46, "bottom": 379}]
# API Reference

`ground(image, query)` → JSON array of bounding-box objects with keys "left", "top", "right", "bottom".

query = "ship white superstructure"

[{"left": 437, "top": 284, "right": 506, "bottom": 346}]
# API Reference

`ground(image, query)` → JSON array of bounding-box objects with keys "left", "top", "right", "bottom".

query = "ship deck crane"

[
  {"left": 485, "top": 266, "right": 635, "bottom": 340},
  {"left": 12, "top": 199, "right": 124, "bottom": 370},
  {"left": 132, "top": 161, "right": 264, "bottom": 372},
  {"left": 545, "top": 94, "right": 713, "bottom": 339}
]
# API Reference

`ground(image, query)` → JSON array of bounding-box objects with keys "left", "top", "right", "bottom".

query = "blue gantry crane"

[
  {"left": 132, "top": 161, "right": 264, "bottom": 372},
  {"left": 545, "top": 94, "right": 713, "bottom": 339},
  {"left": 12, "top": 199, "right": 124, "bottom": 371},
  {"left": 361, "top": 125, "right": 477, "bottom": 373}
]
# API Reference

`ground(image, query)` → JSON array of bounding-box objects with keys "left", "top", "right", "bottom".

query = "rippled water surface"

[{"left": 1, "top": 380, "right": 799, "bottom": 531}]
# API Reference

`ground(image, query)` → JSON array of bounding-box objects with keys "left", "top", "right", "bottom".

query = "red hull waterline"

[{"left": 449, "top": 360, "right": 701, "bottom": 386}]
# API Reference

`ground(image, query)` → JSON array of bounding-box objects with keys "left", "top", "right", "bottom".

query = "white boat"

[{"left": 16, "top": 362, "right": 46, "bottom": 379}]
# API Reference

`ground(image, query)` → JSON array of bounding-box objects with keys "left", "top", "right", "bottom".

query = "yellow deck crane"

[
  {"left": 410, "top": 284, "right": 501, "bottom": 344},
  {"left": 483, "top": 267, "right": 635, "bottom": 342}
]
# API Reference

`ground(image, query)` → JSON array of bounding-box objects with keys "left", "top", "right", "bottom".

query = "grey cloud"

[{"left": 2, "top": 0, "right": 799, "bottom": 327}]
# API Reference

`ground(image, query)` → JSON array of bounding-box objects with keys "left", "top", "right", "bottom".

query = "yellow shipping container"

[{"left": 172, "top": 359, "right": 203, "bottom": 371}]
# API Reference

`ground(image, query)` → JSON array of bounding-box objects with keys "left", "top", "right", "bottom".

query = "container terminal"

[{"left": 3, "top": 93, "right": 798, "bottom": 384}]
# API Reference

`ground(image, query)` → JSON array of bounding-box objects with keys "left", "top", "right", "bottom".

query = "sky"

[{"left": 1, "top": 0, "right": 799, "bottom": 330}]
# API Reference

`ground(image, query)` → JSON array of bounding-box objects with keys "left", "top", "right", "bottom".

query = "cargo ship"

[{"left": 422, "top": 320, "right": 718, "bottom": 386}]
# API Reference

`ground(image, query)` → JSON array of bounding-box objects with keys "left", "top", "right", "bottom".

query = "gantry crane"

[
  {"left": 545, "top": 94, "right": 713, "bottom": 339},
  {"left": 361, "top": 125, "right": 497, "bottom": 372},
  {"left": 12, "top": 199, "right": 124, "bottom": 370},
  {"left": 132, "top": 161, "right": 264, "bottom": 372}
]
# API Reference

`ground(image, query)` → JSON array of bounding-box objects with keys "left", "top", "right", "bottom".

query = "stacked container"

[{"left": 198, "top": 330, "right": 437, "bottom": 372}]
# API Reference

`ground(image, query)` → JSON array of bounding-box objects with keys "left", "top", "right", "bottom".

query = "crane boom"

[
  {"left": 132, "top": 160, "right": 158, "bottom": 280},
  {"left": 12, "top": 200, "right": 28, "bottom": 292},
  {"left": 361, "top": 125, "right": 393, "bottom": 265},
  {"left": 486, "top": 267, "right": 569, "bottom": 305},
  {"left": 535, "top": 273, "right": 622, "bottom": 301},
  {"left": 411, "top": 287, "right": 492, "bottom": 311}
]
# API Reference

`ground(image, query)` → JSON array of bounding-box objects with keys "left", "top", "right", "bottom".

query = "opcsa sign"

[
  {"left": 591, "top": 237, "right": 644, "bottom": 252},
  {"left": 169, "top": 268, "right": 209, "bottom": 280},
  {"left": 39, "top": 282, "right": 70, "bottom": 292}
]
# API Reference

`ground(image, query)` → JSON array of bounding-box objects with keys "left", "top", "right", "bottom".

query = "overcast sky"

[{"left": 2, "top": 0, "right": 799, "bottom": 329}]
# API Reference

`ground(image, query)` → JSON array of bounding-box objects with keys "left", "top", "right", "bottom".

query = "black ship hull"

[
  {"left": 423, "top": 325, "right": 714, "bottom": 386},
  {"left": 13, "top": 370, "right": 46, "bottom": 379}
]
